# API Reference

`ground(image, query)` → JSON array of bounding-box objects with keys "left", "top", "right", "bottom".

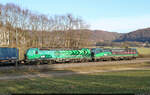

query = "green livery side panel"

[
  {"left": 26, "top": 48, "right": 91, "bottom": 60},
  {"left": 92, "top": 48, "right": 138, "bottom": 58},
  {"left": 95, "top": 52, "right": 112, "bottom": 57},
  {"left": 26, "top": 48, "right": 138, "bottom": 61}
]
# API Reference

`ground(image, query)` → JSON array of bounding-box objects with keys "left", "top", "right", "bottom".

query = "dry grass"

[
  {"left": 0, "top": 67, "right": 62, "bottom": 77},
  {"left": 136, "top": 47, "right": 150, "bottom": 58},
  {"left": 0, "top": 62, "right": 150, "bottom": 77},
  {"left": 56, "top": 62, "right": 150, "bottom": 72}
]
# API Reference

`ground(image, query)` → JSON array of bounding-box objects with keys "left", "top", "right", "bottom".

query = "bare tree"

[{"left": 0, "top": 3, "right": 92, "bottom": 59}]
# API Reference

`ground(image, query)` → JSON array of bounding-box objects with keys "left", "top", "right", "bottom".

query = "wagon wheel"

[
  {"left": 48, "top": 60, "right": 55, "bottom": 64},
  {"left": 36, "top": 61, "right": 41, "bottom": 65}
]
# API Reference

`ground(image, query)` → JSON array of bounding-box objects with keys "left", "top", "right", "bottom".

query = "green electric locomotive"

[
  {"left": 25, "top": 48, "right": 91, "bottom": 64},
  {"left": 91, "top": 48, "right": 138, "bottom": 61}
]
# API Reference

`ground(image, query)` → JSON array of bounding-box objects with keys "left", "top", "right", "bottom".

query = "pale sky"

[{"left": 1, "top": 0, "right": 150, "bottom": 33}]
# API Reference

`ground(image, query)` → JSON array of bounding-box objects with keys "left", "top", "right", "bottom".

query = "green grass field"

[
  {"left": 136, "top": 47, "right": 150, "bottom": 57},
  {"left": 0, "top": 69, "right": 150, "bottom": 94}
]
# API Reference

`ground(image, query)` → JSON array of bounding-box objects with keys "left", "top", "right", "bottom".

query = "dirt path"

[{"left": 0, "top": 67, "right": 150, "bottom": 80}]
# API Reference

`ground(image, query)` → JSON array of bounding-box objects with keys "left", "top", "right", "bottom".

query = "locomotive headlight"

[
  {"left": 104, "top": 54, "right": 107, "bottom": 56},
  {"left": 41, "top": 55, "right": 45, "bottom": 58}
]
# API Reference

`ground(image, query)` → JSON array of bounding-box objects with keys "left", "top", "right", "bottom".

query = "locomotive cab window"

[
  {"left": 95, "top": 48, "right": 102, "bottom": 54},
  {"left": 35, "top": 51, "right": 38, "bottom": 54},
  {"left": 103, "top": 49, "right": 110, "bottom": 52}
]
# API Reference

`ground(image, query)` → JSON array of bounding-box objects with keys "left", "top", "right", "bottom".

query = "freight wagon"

[{"left": 0, "top": 47, "right": 19, "bottom": 64}]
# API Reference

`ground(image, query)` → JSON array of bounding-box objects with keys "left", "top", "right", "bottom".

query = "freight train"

[{"left": 0, "top": 47, "right": 138, "bottom": 65}]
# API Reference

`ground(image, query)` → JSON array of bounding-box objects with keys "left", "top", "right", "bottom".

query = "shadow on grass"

[
  {"left": 0, "top": 64, "right": 80, "bottom": 79},
  {"left": 138, "top": 54, "right": 150, "bottom": 58}
]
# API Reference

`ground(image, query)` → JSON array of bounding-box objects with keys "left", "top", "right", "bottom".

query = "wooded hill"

[
  {"left": 90, "top": 30, "right": 122, "bottom": 42},
  {"left": 115, "top": 28, "right": 150, "bottom": 43}
]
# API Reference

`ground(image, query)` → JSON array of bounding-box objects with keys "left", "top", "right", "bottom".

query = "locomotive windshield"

[{"left": 91, "top": 48, "right": 103, "bottom": 54}]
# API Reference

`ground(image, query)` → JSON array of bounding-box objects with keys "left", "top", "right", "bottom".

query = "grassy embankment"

[
  {"left": 0, "top": 69, "right": 150, "bottom": 94},
  {"left": 0, "top": 61, "right": 150, "bottom": 77}
]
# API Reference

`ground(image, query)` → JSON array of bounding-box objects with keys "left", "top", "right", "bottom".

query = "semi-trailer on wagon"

[{"left": 0, "top": 47, "right": 19, "bottom": 64}]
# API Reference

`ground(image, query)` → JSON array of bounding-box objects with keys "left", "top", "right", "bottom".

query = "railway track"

[{"left": 0, "top": 58, "right": 150, "bottom": 71}]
